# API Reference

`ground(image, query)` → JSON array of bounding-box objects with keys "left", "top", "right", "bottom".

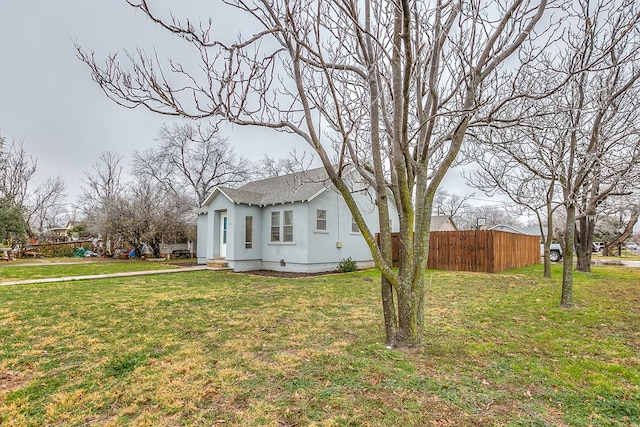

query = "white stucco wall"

[
  {"left": 197, "top": 191, "right": 235, "bottom": 263},
  {"left": 259, "top": 202, "right": 309, "bottom": 271},
  {"left": 228, "top": 204, "right": 263, "bottom": 270},
  {"left": 196, "top": 213, "right": 208, "bottom": 264},
  {"left": 306, "top": 190, "right": 369, "bottom": 268}
]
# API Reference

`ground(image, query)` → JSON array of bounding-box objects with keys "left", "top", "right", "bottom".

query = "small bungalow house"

[{"left": 197, "top": 166, "right": 399, "bottom": 272}]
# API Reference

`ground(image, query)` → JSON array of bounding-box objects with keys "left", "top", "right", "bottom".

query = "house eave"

[
  {"left": 307, "top": 187, "right": 328, "bottom": 202},
  {"left": 201, "top": 186, "right": 236, "bottom": 207}
]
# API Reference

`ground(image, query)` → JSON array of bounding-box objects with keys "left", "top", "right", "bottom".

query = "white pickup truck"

[{"left": 540, "top": 242, "right": 563, "bottom": 262}]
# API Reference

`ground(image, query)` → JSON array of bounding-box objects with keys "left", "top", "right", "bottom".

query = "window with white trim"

[
  {"left": 270, "top": 212, "right": 280, "bottom": 242},
  {"left": 316, "top": 209, "right": 327, "bottom": 231},
  {"left": 270, "top": 210, "right": 295, "bottom": 242},
  {"left": 351, "top": 216, "right": 360, "bottom": 233},
  {"left": 283, "top": 210, "right": 294, "bottom": 242}
]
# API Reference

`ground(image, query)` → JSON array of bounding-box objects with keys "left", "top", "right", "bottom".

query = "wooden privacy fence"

[{"left": 380, "top": 230, "right": 540, "bottom": 273}]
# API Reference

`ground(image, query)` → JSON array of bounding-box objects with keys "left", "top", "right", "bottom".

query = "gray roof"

[
  {"left": 489, "top": 224, "right": 543, "bottom": 236},
  {"left": 215, "top": 166, "right": 332, "bottom": 206}
]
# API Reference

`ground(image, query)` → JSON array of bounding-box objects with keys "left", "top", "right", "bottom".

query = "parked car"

[
  {"left": 540, "top": 242, "right": 563, "bottom": 262},
  {"left": 593, "top": 242, "right": 605, "bottom": 252},
  {"left": 626, "top": 242, "right": 638, "bottom": 251}
]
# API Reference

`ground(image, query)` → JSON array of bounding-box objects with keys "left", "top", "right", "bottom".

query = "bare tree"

[
  {"left": 25, "top": 176, "right": 67, "bottom": 237},
  {"left": 465, "top": 120, "right": 566, "bottom": 278},
  {"left": 553, "top": 2, "right": 640, "bottom": 307},
  {"left": 432, "top": 190, "right": 474, "bottom": 220},
  {"left": 133, "top": 122, "right": 252, "bottom": 206},
  {"left": 252, "top": 150, "right": 309, "bottom": 180},
  {"left": 1, "top": 133, "right": 67, "bottom": 240},
  {"left": 455, "top": 204, "right": 522, "bottom": 231},
  {"left": 597, "top": 195, "right": 640, "bottom": 256},
  {"left": 103, "top": 179, "right": 193, "bottom": 258},
  {"left": 0, "top": 134, "right": 32, "bottom": 241},
  {"left": 0, "top": 137, "right": 37, "bottom": 207},
  {"left": 467, "top": 1, "right": 640, "bottom": 299},
  {"left": 78, "top": 0, "right": 552, "bottom": 348},
  {"left": 79, "top": 151, "right": 125, "bottom": 237}
]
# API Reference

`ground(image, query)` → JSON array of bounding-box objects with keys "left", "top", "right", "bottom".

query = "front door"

[{"left": 220, "top": 212, "right": 227, "bottom": 258}]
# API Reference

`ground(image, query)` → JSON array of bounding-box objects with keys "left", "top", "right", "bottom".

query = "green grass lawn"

[
  {"left": 0, "top": 265, "right": 638, "bottom": 426},
  {"left": 0, "top": 259, "right": 184, "bottom": 283}
]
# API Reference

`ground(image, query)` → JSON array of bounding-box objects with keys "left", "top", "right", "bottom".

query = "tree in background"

[
  {"left": 78, "top": 0, "right": 552, "bottom": 348},
  {"left": 25, "top": 176, "right": 67, "bottom": 236},
  {"left": 465, "top": 116, "right": 566, "bottom": 278},
  {"left": 100, "top": 181, "right": 192, "bottom": 259},
  {"left": 79, "top": 150, "right": 195, "bottom": 258},
  {"left": 455, "top": 204, "right": 522, "bottom": 231},
  {"left": 1, "top": 132, "right": 67, "bottom": 240},
  {"left": 79, "top": 151, "right": 125, "bottom": 239},
  {"left": 0, "top": 134, "right": 28, "bottom": 242},
  {"left": 547, "top": 1, "right": 640, "bottom": 306},
  {"left": 462, "top": 1, "right": 640, "bottom": 301},
  {"left": 133, "top": 122, "right": 252, "bottom": 206},
  {"left": 0, "top": 137, "right": 36, "bottom": 208},
  {"left": 0, "top": 197, "right": 26, "bottom": 243},
  {"left": 252, "top": 150, "right": 309, "bottom": 180},
  {"left": 432, "top": 190, "right": 474, "bottom": 222},
  {"left": 595, "top": 195, "right": 640, "bottom": 256}
]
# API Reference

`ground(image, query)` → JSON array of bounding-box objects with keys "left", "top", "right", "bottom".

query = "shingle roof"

[
  {"left": 216, "top": 166, "right": 332, "bottom": 206},
  {"left": 488, "top": 224, "right": 542, "bottom": 236}
]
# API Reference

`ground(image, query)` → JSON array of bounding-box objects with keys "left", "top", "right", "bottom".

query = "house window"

[
  {"left": 351, "top": 216, "right": 360, "bottom": 233},
  {"left": 283, "top": 210, "right": 294, "bottom": 242},
  {"left": 245, "top": 216, "right": 253, "bottom": 249},
  {"left": 271, "top": 212, "right": 280, "bottom": 242},
  {"left": 316, "top": 209, "right": 327, "bottom": 231}
]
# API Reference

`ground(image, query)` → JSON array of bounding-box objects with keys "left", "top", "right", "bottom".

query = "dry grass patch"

[{"left": 0, "top": 267, "right": 638, "bottom": 426}]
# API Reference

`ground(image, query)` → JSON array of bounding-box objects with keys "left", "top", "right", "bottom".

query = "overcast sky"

[
  {"left": 0, "top": 0, "right": 482, "bottom": 219},
  {"left": 0, "top": 1, "right": 304, "bottom": 206}
]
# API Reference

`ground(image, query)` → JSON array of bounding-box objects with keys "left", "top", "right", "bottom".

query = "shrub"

[
  {"left": 51, "top": 245, "right": 75, "bottom": 257},
  {"left": 337, "top": 257, "right": 357, "bottom": 273}
]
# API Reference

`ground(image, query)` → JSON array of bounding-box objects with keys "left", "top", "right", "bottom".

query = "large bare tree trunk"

[
  {"left": 561, "top": 204, "right": 576, "bottom": 308},
  {"left": 575, "top": 216, "right": 595, "bottom": 272},
  {"left": 542, "top": 200, "right": 555, "bottom": 278}
]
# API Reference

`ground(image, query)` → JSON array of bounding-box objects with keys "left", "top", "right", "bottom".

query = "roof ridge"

[{"left": 238, "top": 165, "right": 329, "bottom": 189}]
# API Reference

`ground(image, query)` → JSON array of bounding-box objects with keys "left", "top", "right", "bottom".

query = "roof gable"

[
  {"left": 430, "top": 215, "right": 458, "bottom": 231},
  {"left": 203, "top": 166, "right": 333, "bottom": 207}
]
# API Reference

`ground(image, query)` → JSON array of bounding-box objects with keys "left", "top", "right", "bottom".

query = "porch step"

[{"left": 207, "top": 259, "right": 229, "bottom": 269}]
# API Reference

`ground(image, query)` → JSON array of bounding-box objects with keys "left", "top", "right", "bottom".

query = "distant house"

[
  {"left": 65, "top": 221, "right": 80, "bottom": 231},
  {"left": 46, "top": 226, "right": 68, "bottom": 240},
  {"left": 430, "top": 215, "right": 458, "bottom": 231},
  {"left": 197, "top": 166, "right": 399, "bottom": 273}
]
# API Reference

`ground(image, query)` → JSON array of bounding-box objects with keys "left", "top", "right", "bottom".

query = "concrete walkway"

[
  {"left": 592, "top": 259, "right": 640, "bottom": 268},
  {"left": 2, "top": 258, "right": 637, "bottom": 287},
  {"left": 0, "top": 265, "right": 229, "bottom": 287}
]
